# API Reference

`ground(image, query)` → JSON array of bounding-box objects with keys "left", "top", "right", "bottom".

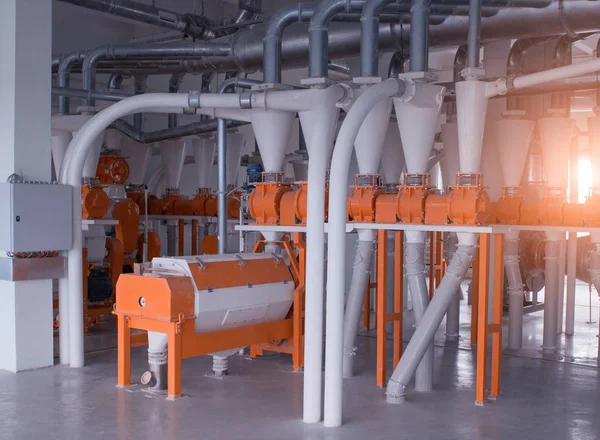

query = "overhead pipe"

[
  {"left": 52, "top": 86, "right": 132, "bottom": 102},
  {"left": 201, "top": 1, "right": 600, "bottom": 73},
  {"left": 168, "top": 73, "right": 186, "bottom": 129},
  {"left": 56, "top": 0, "right": 261, "bottom": 39},
  {"left": 80, "top": 42, "right": 232, "bottom": 105},
  {"left": 107, "top": 73, "right": 125, "bottom": 90},
  {"left": 410, "top": 0, "right": 432, "bottom": 71},
  {"left": 360, "top": 0, "right": 398, "bottom": 77},
  {"left": 133, "top": 75, "right": 147, "bottom": 130},
  {"left": 324, "top": 78, "right": 407, "bottom": 427},
  {"left": 57, "top": 51, "right": 87, "bottom": 114}
]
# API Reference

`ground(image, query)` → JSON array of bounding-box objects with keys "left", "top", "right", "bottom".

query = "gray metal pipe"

[
  {"left": 551, "top": 35, "right": 573, "bottom": 109},
  {"left": 52, "top": 86, "right": 132, "bottom": 102},
  {"left": 505, "top": 232, "right": 525, "bottom": 350},
  {"left": 360, "top": 0, "right": 398, "bottom": 77},
  {"left": 542, "top": 236, "right": 561, "bottom": 352},
  {"left": 167, "top": 225, "right": 177, "bottom": 256},
  {"left": 57, "top": 51, "right": 87, "bottom": 114},
  {"left": 410, "top": 0, "right": 431, "bottom": 71},
  {"left": 107, "top": 73, "right": 125, "bottom": 90},
  {"left": 404, "top": 241, "right": 434, "bottom": 392},
  {"left": 342, "top": 239, "right": 377, "bottom": 378},
  {"left": 466, "top": 0, "right": 482, "bottom": 68},
  {"left": 387, "top": 242, "right": 477, "bottom": 403},
  {"left": 309, "top": 0, "right": 356, "bottom": 78},
  {"left": 202, "top": 1, "right": 600, "bottom": 73},
  {"left": 443, "top": 233, "right": 461, "bottom": 339},
  {"left": 81, "top": 42, "right": 231, "bottom": 105},
  {"left": 216, "top": 77, "right": 262, "bottom": 255}
]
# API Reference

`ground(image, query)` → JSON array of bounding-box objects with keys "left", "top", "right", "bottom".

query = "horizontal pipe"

[{"left": 52, "top": 86, "right": 132, "bottom": 102}]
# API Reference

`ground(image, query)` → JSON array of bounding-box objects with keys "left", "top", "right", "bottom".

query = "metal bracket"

[
  {"left": 239, "top": 92, "right": 252, "bottom": 109},
  {"left": 235, "top": 254, "right": 247, "bottom": 267},
  {"left": 188, "top": 90, "right": 201, "bottom": 108},
  {"left": 194, "top": 256, "right": 207, "bottom": 270}
]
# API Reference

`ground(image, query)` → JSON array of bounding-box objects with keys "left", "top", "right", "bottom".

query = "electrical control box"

[{"left": 0, "top": 182, "right": 73, "bottom": 252}]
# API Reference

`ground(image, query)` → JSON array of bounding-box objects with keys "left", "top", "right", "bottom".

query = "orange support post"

[
  {"left": 191, "top": 219, "right": 198, "bottom": 255},
  {"left": 376, "top": 229, "right": 388, "bottom": 388},
  {"left": 429, "top": 231, "right": 435, "bottom": 299},
  {"left": 471, "top": 239, "right": 480, "bottom": 345},
  {"left": 363, "top": 284, "right": 371, "bottom": 330},
  {"left": 490, "top": 234, "right": 505, "bottom": 399},
  {"left": 292, "top": 232, "right": 306, "bottom": 371},
  {"left": 177, "top": 219, "right": 185, "bottom": 256},
  {"left": 167, "top": 323, "right": 183, "bottom": 400},
  {"left": 117, "top": 314, "right": 131, "bottom": 388},
  {"left": 475, "top": 233, "right": 490, "bottom": 405},
  {"left": 393, "top": 231, "right": 404, "bottom": 367},
  {"left": 435, "top": 232, "right": 443, "bottom": 288}
]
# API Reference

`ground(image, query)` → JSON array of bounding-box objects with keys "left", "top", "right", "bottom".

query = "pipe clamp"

[{"left": 188, "top": 90, "right": 201, "bottom": 108}]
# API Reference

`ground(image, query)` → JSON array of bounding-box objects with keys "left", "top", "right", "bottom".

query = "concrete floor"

[{"left": 3, "top": 282, "right": 599, "bottom": 440}]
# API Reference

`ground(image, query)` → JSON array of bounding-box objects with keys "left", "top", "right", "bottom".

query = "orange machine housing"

[
  {"left": 161, "top": 192, "right": 183, "bottom": 215},
  {"left": 137, "top": 231, "right": 161, "bottom": 262},
  {"left": 112, "top": 199, "right": 141, "bottom": 255},
  {"left": 374, "top": 190, "right": 399, "bottom": 223},
  {"left": 447, "top": 174, "right": 491, "bottom": 225},
  {"left": 424, "top": 193, "right": 449, "bottom": 225},
  {"left": 496, "top": 188, "right": 523, "bottom": 225},
  {"left": 397, "top": 174, "right": 432, "bottom": 224},
  {"left": 191, "top": 189, "right": 213, "bottom": 216},
  {"left": 280, "top": 182, "right": 327, "bottom": 226},
  {"left": 347, "top": 174, "right": 383, "bottom": 223},
  {"left": 82, "top": 185, "right": 110, "bottom": 219},
  {"left": 249, "top": 173, "right": 292, "bottom": 225},
  {"left": 204, "top": 194, "right": 240, "bottom": 219},
  {"left": 583, "top": 189, "right": 600, "bottom": 227},
  {"left": 538, "top": 188, "right": 565, "bottom": 226},
  {"left": 96, "top": 155, "right": 130, "bottom": 185}
]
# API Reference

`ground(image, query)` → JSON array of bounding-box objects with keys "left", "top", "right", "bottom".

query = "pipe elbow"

[{"left": 386, "top": 378, "right": 407, "bottom": 404}]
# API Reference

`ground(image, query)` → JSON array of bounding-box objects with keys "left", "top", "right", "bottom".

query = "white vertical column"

[{"left": 0, "top": 0, "right": 53, "bottom": 372}]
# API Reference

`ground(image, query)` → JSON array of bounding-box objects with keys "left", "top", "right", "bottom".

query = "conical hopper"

[
  {"left": 456, "top": 81, "right": 488, "bottom": 173},
  {"left": 492, "top": 116, "right": 535, "bottom": 188},
  {"left": 120, "top": 138, "right": 152, "bottom": 186},
  {"left": 440, "top": 122, "right": 460, "bottom": 188},
  {"left": 354, "top": 91, "right": 393, "bottom": 174},
  {"left": 588, "top": 115, "right": 600, "bottom": 188},
  {"left": 380, "top": 121, "right": 404, "bottom": 184},
  {"left": 159, "top": 139, "right": 186, "bottom": 189},
  {"left": 250, "top": 110, "right": 295, "bottom": 173},
  {"left": 226, "top": 132, "right": 244, "bottom": 187},
  {"left": 82, "top": 133, "right": 105, "bottom": 178},
  {"left": 192, "top": 137, "right": 215, "bottom": 189},
  {"left": 394, "top": 82, "right": 445, "bottom": 174},
  {"left": 298, "top": 106, "right": 340, "bottom": 159},
  {"left": 538, "top": 117, "right": 575, "bottom": 188},
  {"left": 51, "top": 130, "right": 72, "bottom": 177}
]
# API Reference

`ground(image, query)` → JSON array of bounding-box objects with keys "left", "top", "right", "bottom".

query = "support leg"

[
  {"left": 471, "top": 241, "right": 480, "bottom": 345},
  {"left": 191, "top": 219, "right": 198, "bottom": 255},
  {"left": 490, "top": 234, "right": 504, "bottom": 399},
  {"left": 117, "top": 315, "right": 131, "bottom": 387},
  {"left": 393, "top": 231, "right": 404, "bottom": 367},
  {"left": 167, "top": 326, "right": 183, "bottom": 399},
  {"left": 475, "top": 234, "right": 490, "bottom": 405},
  {"left": 178, "top": 219, "right": 185, "bottom": 257},
  {"left": 376, "top": 230, "right": 388, "bottom": 388}
]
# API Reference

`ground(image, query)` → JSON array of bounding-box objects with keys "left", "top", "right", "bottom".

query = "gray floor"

[{"left": 3, "top": 283, "right": 600, "bottom": 440}]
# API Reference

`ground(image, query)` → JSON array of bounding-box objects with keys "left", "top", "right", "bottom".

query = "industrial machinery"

[{"left": 115, "top": 253, "right": 295, "bottom": 398}]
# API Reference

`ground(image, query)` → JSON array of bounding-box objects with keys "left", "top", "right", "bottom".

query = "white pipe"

[
  {"left": 505, "top": 230, "right": 524, "bottom": 350},
  {"left": 324, "top": 78, "right": 405, "bottom": 427},
  {"left": 565, "top": 231, "right": 577, "bottom": 336},
  {"left": 443, "top": 233, "right": 460, "bottom": 340},
  {"left": 342, "top": 231, "right": 377, "bottom": 379},
  {"left": 542, "top": 231, "right": 562, "bottom": 352},
  {"left": 297, "top": 85, "right": 346, "bottom": 424},
  {"left": 60, "top": 93, "right": 239, "bottom": 368},
  {"left": 557, "top": 235, "right": 567, "bottom": 334}
]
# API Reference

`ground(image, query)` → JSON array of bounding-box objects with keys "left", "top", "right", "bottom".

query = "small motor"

[
  {"left": 245, "top": 163, "right": 263, "bottom": 190},
  {"left": 88, "top": 268, "right": 113, "bottom": 303}
]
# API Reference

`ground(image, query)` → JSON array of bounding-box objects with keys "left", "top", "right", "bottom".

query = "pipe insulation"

[
  {"left": 342, "top": 234, "right": 377, "bottom": 378},
  {"left": 404, "top": 239, "right": 434, "bottom": 392},
  {"left": 324, "top": 78, "right": 406, "bottom": 427},
  {"left": 386, "top": 243, "right": 477, "bottom": 403}
]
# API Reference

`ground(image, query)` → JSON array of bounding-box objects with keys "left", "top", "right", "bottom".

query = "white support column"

[{"left": 0, "top": 0, "right": 54, "bottom": 372}]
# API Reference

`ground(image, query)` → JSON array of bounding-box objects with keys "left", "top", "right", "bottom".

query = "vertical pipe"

[
  {"left": 409, "top": 0, "right": 431, "bottom": 72},
  {"left": 466, "top": 0, "right": 482, "bottom": 68},
  {"left": 542, "top": 233, "right": 561, "bottom": 352},
  {"left": 557, "top": 235, "right": 567, "bottom": 333},
  {"left": 133, "top": 75, "right": 148, "bottom": 130},
  {"left": 217, "top": 117, "right": 227, "bottom": 254},
  {"left": 167, "top": 224, "right": 177, "bottom": 256},
  {"left": 360, "top": 0, "right": 396, "bottom": 77},
  {"left": 505, "top": 230, "right": 524, "bottom": 350},
  {"left": 565, "top": 232, "right": 577, "bottom": 335}
]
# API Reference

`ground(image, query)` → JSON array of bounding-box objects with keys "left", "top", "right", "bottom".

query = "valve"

[
  {"left": 496, "top": 187, "right": 524, "bottom": 224},
  {"left": 447, "top": 173, "right": 491, "bottom": 225},
  {"left": 191, "top": 188, "right": 213, "bottom": 216},
  {"left": 161, "top": 188, "right": 182, "bottom": 215},
  {"left": 397, "top": 174, "right": 432, "bottom": 224},
  {"left": 96, "top": 155, "right": 130, "bottom": 185},
  {"left": 347, "top": 174, "right": 383, "bottom": 223},
  {"left": 248, "top": 172, "right": 292, "bottom": 225}
]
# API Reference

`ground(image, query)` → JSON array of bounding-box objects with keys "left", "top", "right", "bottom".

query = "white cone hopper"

[
  {"left": 120, "top": 138, "right": 152, "bottom": 186},
  {"left": 51, "top": 114, "right": 105, "bottom": 179},
  {"left": 159, "top": 139, "right": 186, "bottom": 189},
  {"left": 192, "top": 137, "right": 215, "bottom": 189},
  {"left": 538, "top": 117, "right": 575, "bottom": 188},
  {"left": 355, "top": 91, "right": 393, "bottom": 174},
  {"left": 104, "top": 128, "right": 123, "bottom": 151},
  {"left": 440, "top": 122, "right": 460, "bottom": 188},
  {"left": 226, "top": 132, "right": 244, "bottom": 187},
  {"left": 394, "top": 82, "right": 445, "bottom": 174},
  {"left": 380, "top": 122, "right": 405, "bottom": 183},
  {"left": 298, "top": 106, "right": 340, "bottom": 160},
  {"left": 492, "top": 115, "right": 535, "bottom": 188},
  {"left": 588, "top": 115, "right": 600, "bottom": 188},
  {"left": 51, "top": 130, "right": 72, "bottom": 177},
  {"left": 456, "top": 81, "right": 488, "bottom": 174},
  {"left": 250, "top": 110, "right": 295, "bottom": 173}
]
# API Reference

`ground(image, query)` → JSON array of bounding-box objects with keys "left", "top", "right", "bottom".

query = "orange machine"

[
  {"left": 447, "top": 173, "right": 491, "bottom": 225},
  {"left": 81, "top": 183, "right": 110, "bottom": 220},
  {"left": 347, "top": 174, "right": 383, "bottom": 222},
  {"left": 115, "top": 254, "right": 296, "bottom": 399},
  {"left": 248, "top": 172, "right": 292, "bottom": 224},
  {"left": 96, "top": 155, "right": 130, "bottom": 185}
]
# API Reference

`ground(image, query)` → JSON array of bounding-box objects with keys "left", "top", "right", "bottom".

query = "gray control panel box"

[{"left": 0, "top": 183, "right": 73, "bottom": 252}]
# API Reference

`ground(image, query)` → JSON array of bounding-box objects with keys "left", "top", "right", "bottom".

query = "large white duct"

[
  {"left": 493, "top": 115, "right": 535, "bottom": 188},
  {"left": 82, "top": 134, "right": 105, "bottom": 179},
  {"left": 192, "top": 137, "right": 215, "bottom": 189},
  {"left": 439, "top": 122, "right": 460, "bottom": 188},
  {"left": 394, "top": 82, "right": 445, "bottom": 175},
  {"left": 380, "top": 121, "right": 405, "bottom": 183},
  {"left": 159, "top": 139, "right": 186, "bottom": 189},
  {"left": 456, "top": 81, "right": 488, "bottom": 175},
  {"left": 104, "top": 128, "right": 123, "bottom": 151},
  {"left": 250, "top": 110, "right": 295, "bottom": 173},
  {"left": 537, "top": 116, "right": 575, "bottom": 188},
  {"left": 121, "top": 138, "right": 152, "bottom": 186},
  {"left": 51, "top": 130, "right": 72, "bottom": 177}
]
